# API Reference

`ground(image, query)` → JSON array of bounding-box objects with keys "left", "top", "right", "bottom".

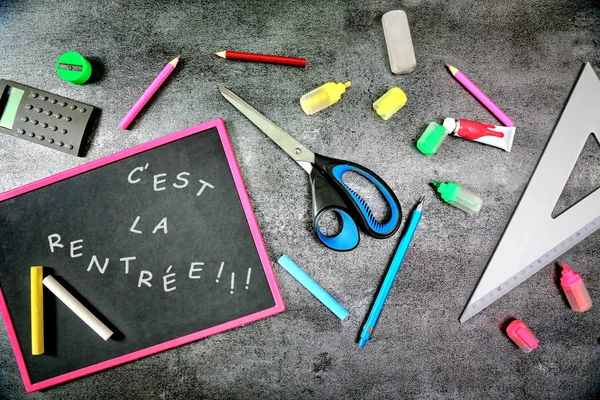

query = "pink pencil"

[
  {"left": 120, "top": 56, "right": 181, "bottom": 130},
  {"left": 447, "top": 64, "right": 514, "bottom": 127}
]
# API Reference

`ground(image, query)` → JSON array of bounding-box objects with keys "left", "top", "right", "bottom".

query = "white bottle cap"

[{"left": 443, "top": 118, "right": 457, "bottom": 134}]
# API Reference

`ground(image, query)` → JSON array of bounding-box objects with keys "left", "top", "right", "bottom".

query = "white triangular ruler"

[{"left": 460, "top": 63, "right": 600, "bottom": 322}]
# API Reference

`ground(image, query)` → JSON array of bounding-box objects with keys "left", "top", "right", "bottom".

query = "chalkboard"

[{"left": 0, "top": 118, "right": 285, "bottom": 392}]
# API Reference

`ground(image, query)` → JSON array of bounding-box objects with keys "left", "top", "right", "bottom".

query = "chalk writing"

[
  {"left": 245, "top": 268, "right": 252, "bottom": 290},
  {"left": 189, "top": 262, "right": 203, "bottom": 279},
  {"left": 40, "top": 162, "right": 249, "bottom": 296},
  {"left": 138, "top": 270, "right": 152, "bottom": 287},
  {"left": 216, "top": 262, "right": 224, "bottom": 283},
  {"left": 120, "top": 257, "right": 136, "bottom": 274},
  {"left": 127, "top": 165, "right": 215, "bottom": 196},
  {"left": 87, "top": 255, "right": 109, "bottom": 274},
  {"left": 163, "top": 266, "right": 176, "bottom": 292}
]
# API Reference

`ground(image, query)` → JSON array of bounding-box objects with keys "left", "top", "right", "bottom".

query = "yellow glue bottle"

[{"left": 300, "top": 81, "right": 351, "bottom": 115}]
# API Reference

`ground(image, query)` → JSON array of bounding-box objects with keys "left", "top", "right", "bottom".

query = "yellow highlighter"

[{"left": 31, "top": 266, "right": 44, "bottom": 355}]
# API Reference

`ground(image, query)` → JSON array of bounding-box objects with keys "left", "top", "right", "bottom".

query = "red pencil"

[{"left": 213, "top": 50, "right": 306, "bottom": 67}]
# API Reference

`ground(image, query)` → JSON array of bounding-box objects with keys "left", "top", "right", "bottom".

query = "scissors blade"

[{"left": 220, "top": 87, "right": 315, "bottom": 173}]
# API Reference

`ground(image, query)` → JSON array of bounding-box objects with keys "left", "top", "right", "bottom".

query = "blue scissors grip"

[
  {"left": 315, "top": 209, "right": 360, "bottom": 251},
  {"left": 331, "top": 164, "right": 401, "bottom": 236}
]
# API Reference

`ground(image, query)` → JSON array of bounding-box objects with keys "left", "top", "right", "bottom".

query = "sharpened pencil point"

[
  {"left": 214, "top": 51, "right": 226, "bottom": 59},
  {"left": 169, "top": 57, "right": 180, "bottom": 67},
  {"left": 446, "top": 64, "right": 459, "bottom": 75}
]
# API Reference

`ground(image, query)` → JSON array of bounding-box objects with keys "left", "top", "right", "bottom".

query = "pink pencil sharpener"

[{"left": 506, "top": 320, "right": 539, "bottom": 353}]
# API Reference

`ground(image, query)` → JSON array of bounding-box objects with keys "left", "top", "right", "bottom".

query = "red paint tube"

[{"left": 443, "top": 118, "right": 516, "bottom": 152}]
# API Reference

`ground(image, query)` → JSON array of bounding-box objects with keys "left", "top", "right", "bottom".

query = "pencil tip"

[
  {"left": 446, "top": 64, "right": 458, "bottom": 75},
  {"left": 170, "top": 57, "right": 180, "bottom": 67},
  {"left": 214, "top": 51, "right": 226, "bottom": 59},
  {"left": 177, "top": 55, "right": 181, "bottom": 59}
]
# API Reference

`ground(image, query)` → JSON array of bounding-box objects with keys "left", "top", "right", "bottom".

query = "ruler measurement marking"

[{"left": 461, "top": 215, "right": 600, "bottom": 322}]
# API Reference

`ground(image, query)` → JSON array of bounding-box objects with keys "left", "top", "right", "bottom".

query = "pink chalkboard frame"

[{"left": 0, "top": 118, "right": 285, "bottom": 392}]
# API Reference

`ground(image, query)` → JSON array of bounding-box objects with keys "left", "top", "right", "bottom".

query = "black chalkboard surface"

[{"left": 0, "top": 119, "right": 284, "bottom": 392}]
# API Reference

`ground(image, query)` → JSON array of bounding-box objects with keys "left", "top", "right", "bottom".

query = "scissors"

[{"left": 220, "top": 87, "right": 402, "bottom": 251}]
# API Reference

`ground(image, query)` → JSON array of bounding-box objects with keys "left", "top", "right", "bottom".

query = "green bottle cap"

[
  {"left": 417, "top": 122, "right": 448, "bottom": 156},
  {"left": 432, "top": 181, "right": 460, "bottom": 204},
  {"left": 56, "top": 51, "right": 92, "bottom": 85}
]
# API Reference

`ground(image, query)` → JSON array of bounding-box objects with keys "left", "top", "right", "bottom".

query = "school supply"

[
  {"left": 446, "top": 65, "right": 514, "bottom": 127},
  {"left": 372, "top": 87, "right": 407, "bottom": 120},
  {"left": 300, "top": 81, "right": 351, "bottom": 115},
  {"left": 431, "top": 182, "right": 482, "bottom": 214},
  {"left": 119, "top": 56, "right": 180, "bottom": 130},
  {"left": 417, "top": 122, "right": 449, "bottom": 155},
  {"left": 42, "top": 275, "right": 114, "bottom": 341},
  {"left": 30, "top": 267, "right": 44, "bottom": 355},
  {"left": 213, "top": 50, "right": 306, "bottom": 67},
  {"left": 506, "top": 320, "right": 538, "bottom": 353},
  {"left": 0, "top": 80, "right": 95, "bottom": 156},
  {"left": 443, "top": 118, "right": 515, "bottom": 152},
  {"left": 358, "top": 197, "right": 424, "bottom": 348},
  {"left": 0, "top": 119, "right": 284, "bottom": 392},
  {"left": 56, "top": 51, "right": 92, "bottom": 85},
  {"left": 220, "top": 87, "right": 402, "bottom": 251},
  {"left": 560, "top": 264, "right": 592, "bottom": 312},
  {"left": 382, "top": 10, "right": 416, "bottom": 74},
  {"left": 277, "top": 255, "right": 349, "bottom": 320},
  {"left": 460, "top": 63, "right": 600, "bottom": 322}
]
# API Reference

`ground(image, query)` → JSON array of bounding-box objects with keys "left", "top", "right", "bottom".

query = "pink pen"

[
  {"left": 119, "top": 56, "right": 181, "bottom": 130},
  {"left": 506, "top": 320, "right": 538, "bottom": 353},
  {"left": 447, "top": 64, "right": 514, "bottom": 127}
]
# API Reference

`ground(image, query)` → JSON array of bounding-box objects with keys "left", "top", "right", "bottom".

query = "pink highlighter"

[
  {"left": 560, "top": 263, "right": 593, "bottom": 312},
  {"left": 506, "top": 320, "right": 539, "bottom": 353}
]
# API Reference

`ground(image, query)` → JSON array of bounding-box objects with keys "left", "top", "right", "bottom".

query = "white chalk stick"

[{"left": 42, "top": 276, "right": 113, "bottom": 341}]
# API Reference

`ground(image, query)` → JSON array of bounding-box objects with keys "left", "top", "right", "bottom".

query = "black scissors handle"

[{"left": 309, "top": 154, "right": 402, "bottom": 251}]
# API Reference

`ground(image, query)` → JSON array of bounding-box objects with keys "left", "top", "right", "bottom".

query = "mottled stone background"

[{"left": 0, "top": 0, "right": 598, "bottom": 398}]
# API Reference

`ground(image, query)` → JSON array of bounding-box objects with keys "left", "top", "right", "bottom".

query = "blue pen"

[{"left": 358, "top": 196, "right": 424, "bottom": 348}]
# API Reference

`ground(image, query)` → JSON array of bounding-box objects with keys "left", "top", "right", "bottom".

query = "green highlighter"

[
  {"left": 56, "top": 51, "right": 92, "bottom": 85},
  {"left": 417, "top": 122, "right": 448, "bottom": 155},
  {"left": 432, "top": 181, "right": 483, "bottom": 214}
]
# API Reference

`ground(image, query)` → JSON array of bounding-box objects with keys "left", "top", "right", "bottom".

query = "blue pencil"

[{"left": 358, "top": 196, "right": 424, "bottom": 348}]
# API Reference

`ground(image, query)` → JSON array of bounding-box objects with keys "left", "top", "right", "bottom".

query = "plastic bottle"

[
  {"left": 300, "top": 81, "right": 351, "bottom": 115},
  {"left": 560, "top": 263, "right": 592, "bottom": 312},
  {"left": 432, "top": 181, "right": 482, "bottom": 214}
]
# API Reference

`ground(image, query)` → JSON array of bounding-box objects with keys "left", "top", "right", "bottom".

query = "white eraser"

[{"left": 382, "top": 10, "right": 416, "bottom": 74}]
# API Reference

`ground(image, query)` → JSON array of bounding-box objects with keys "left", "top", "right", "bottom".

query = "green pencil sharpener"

[{"left": 56, "top": 51, "right": 92, "bottom": 85}]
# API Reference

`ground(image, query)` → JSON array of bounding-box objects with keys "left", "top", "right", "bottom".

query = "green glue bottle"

[{"left": 432, "top": 181, "right": 483, "bottom": 214}]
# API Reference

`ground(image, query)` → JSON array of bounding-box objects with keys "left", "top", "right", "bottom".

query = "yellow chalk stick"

[{"left": 30, "top": 266, "right": 44, "bottom": 355}]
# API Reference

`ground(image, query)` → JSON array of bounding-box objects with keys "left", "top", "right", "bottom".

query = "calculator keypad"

[{"left": 1, "top": 80, "right": 95, "bottom": 156}]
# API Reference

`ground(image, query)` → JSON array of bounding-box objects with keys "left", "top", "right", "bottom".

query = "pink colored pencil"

[
  {"left": 120, "top": 56, "right": 180, "bottom": 130},
  {"left": 447, "top": 64, "right": 514, "bottom": 127}
]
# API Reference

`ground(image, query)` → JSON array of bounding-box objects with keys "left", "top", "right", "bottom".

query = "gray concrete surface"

[{"left": 0, "top": 0, "right": 599, "bottom": 398}]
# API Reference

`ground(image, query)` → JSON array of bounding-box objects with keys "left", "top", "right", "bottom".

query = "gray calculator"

[{"left": 0, "top": 80, "right": 95, "bottom": 156}]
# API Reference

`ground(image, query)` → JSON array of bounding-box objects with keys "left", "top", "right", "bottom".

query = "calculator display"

[{"left": 0, "top": 86, "right": 25, "bottom": 130}]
